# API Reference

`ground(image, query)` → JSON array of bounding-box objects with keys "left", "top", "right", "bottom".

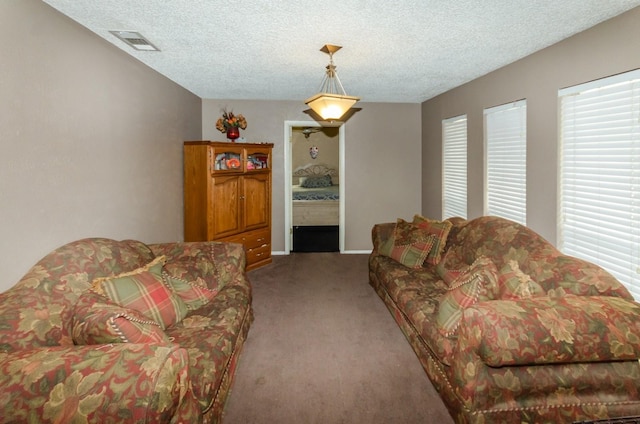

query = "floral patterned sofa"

[
  {"left": 369, "top": 215, "right": 640, "bottom": 423},
  {"left": 0, "top": 237, "right": 253, "bottom": 423}
]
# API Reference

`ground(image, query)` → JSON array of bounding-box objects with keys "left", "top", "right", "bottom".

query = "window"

[
  {"left": 484, "top": 100, "right": 527, "bottom": 225},
  {"left": 442, "top": 115, "right": 467, "bottom": 219},
  {"left": 559, "top": 69, "right": 640, "bottom": 300}
]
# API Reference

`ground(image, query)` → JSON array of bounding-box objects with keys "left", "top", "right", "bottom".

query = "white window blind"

[
  {"left": 442, "top": 115, "right": 468, "bottom": 219},
  {"left": 559, "top": 69, "right": 640, "bottom": 300},
  {"left": 484, "top": 100, "right": 527, "bottom": 225}
]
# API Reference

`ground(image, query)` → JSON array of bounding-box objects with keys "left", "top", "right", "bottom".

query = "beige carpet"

[{"left": 223, "top": 252, "right": 454, "bottom": 424}]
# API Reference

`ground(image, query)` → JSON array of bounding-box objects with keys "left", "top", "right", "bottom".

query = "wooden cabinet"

[{"left": 184, "top": 141, "right": 273, "bottom": 270}]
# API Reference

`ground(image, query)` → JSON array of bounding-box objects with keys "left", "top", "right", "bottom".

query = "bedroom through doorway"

[{"left": 284, "top": 121, "right": 345, "bottom": 253}]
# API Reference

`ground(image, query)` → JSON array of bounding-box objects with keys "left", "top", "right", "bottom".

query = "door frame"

[{"left": 284, "top": 120, "right": 345, "bottom": 254}]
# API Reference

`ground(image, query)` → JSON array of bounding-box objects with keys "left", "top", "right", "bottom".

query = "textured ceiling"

[{"left": 42, "top": 0, "right": 640, "bottom": 103}]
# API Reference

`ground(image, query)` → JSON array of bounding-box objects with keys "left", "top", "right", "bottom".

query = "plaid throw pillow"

[
  {"left": 73, "top": 292, "right": 170, "bottom": 345},
  {"left": 381, "top": 219, "right": 436, "bottom": 268},
  {"left": 412, "top": 214, "right": 453, "bottom": 265},
  {"left": 92, "top": 255, "right": 188, "bottom": 329},
  {"left": 436, "top": 256, "right": 499, "bottom": 336},
  {"left": 162, "top": 271, "right": 218, "bottom": 310}
]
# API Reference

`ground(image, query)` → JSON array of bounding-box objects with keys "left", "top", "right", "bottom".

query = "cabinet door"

[
  {"left": 242, "top": 173, "right": 271, "bottom": 231},
  {"left": 210, "top": 175, "right": 242, "bottom": 239}
]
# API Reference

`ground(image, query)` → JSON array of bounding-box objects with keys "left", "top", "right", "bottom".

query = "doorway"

[{"left": 284, "top": 121, "right": 345, "bottom": 253}]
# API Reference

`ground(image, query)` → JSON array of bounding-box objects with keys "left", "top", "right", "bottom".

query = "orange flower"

[{"left": 216, "top": 109, "right": 247, "bottom": 133}]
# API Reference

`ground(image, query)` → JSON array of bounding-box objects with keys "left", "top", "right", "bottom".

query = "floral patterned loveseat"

[
  {"left": 0, "top": 237, "right": 253, "bottom": 423},
  {"left": 369, "top": 215, "right": 640, "bottom": 423}
]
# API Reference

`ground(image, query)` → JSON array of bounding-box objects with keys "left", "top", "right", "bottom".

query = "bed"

[{"left": 292, "top": 163, "right": 339, "bottom": 226}]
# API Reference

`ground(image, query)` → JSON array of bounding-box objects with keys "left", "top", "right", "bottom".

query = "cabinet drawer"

[
  {"left": 224, "top": 228, "right": 270, "bottom": 249},
  {"left": 246, "top": 243, "right": 271, "bottom": 265},
  {"left": 245, "top": 228, "right": 270, "bottom": 249},
  {"left": 222, "top": 228, "right": 271, "bottom": 270}
]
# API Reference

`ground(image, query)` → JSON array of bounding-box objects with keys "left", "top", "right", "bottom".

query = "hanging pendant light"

[{"left": 305, "top": 44, "right": 360, "bottom": 122}]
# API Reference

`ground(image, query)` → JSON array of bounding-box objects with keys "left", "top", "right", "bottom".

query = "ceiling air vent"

[{"left": 109, "top": 31, "right": 159, "bottom": 51}]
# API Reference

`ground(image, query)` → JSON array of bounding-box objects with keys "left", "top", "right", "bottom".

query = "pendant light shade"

[
  {"left": 305, "top": 44, "right": 360, "bottom": 121},
  {"left": 305, "top": 93, "right": 359, "bottom": 122}
]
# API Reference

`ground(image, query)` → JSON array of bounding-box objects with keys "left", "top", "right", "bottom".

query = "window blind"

[
  {"left": 559, "top": 69, "right": 640, "bottom": 300},
  {"left": 442, "top": 115, "right": 467, "bottom": 219},
  {"left": 484, "top": 100, "right": 527, "bottom": 225}
]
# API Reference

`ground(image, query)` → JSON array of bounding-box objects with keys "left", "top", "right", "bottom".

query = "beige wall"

[
  {"left": 421, "top": 6, "right": 640, "bottom": 244},
  {"left": 203, "top": 100, "right": 422, "bottom": 253},
  {"left": 0, "top": 0, "right": 202, "bottom": 291}
]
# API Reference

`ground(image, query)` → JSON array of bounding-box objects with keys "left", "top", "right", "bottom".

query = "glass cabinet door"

[
  {"left": 212, "top": 146, "right": 244, "bottom": 172},
  {"left": 246, "top": 149, "right": 271, "bottom": 171}
]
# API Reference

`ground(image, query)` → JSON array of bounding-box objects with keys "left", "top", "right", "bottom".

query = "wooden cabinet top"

[
  {"left": 184, "top": 140, "right": 273, "bottom": 174},
  {"left": 184, "top": 140, "right": 274, "bottom": 148}
]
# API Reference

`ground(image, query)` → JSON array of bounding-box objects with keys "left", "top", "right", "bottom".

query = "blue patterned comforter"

[{"left": 292, "top": 185, "right": 340, "bottom": 201}]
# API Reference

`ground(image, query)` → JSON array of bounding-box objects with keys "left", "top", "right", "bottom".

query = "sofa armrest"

[
  {"left": 371, "top": 223, "right": 395, "bottom": 253},
  {"left": 0, "top": 343, "right": 200, "bottom": 423},
  {"left": 458, "top": 295, "right": 640, "bottom": 367}
]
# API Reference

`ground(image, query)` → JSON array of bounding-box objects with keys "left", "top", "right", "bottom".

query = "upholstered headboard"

[{"left": 293, "top": 163, "right": 339, "bottom": 185}]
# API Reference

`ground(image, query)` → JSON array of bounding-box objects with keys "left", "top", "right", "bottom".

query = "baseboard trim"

[{"left": 272, "top": 250, "right": 372, "bottom": 256}]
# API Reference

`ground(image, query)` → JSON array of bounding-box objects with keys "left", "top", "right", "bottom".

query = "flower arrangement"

[{"left": 216, "top": 109, "right": 247, "bottom": 133}]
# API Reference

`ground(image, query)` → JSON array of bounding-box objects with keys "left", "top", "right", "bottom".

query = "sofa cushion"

[
  {"left": 413, "top": 214, "right": 453, "bottom": 265},
  {"left": 389, "top": 274, "right": 458, "bottom": 366},
  {"left": 464, "top": 295, "right": 640, "bottom": 367},
  {"left": 72, "top": 292, "right": 170, "bottom": 345},
  {"left": 162, "top": 272, "right": 218, "bottom": 311},
  {"left": 498, "top": 260, "right": 546, "bottom": 299},
  {"left": 91, "top": 256, "right": 188, "bottom": 329},
  {"left": 381, "top": 219, "right": 436, "bottom": 268},
  {"left": 165, "top": 281, "right": 252, "bottom": 411},
  {"left": 436, "top": 256, "right": 499, "bottom": 336}
]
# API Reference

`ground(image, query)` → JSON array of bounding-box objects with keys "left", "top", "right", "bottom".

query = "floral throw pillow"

[
  {"left": 163, "top": 255, "right": 222, "bottom": 292},
  {"left": 72, "top": 292, "right": 170, "bottom": 345},
  {"left": 498, "top": 260, "right": 546, "bottom": 299},
  {"left": 91, "top": 255, "right": 188, "bottom": 329},
  {"left": 412, "top": 214, "right": 453, "bottom": 265},
  {"left": 436, "top": 256, "right": 499, "bottom": 336},
  {"left": 381, "top": 219, "right": 436, "bottom": 268}
]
